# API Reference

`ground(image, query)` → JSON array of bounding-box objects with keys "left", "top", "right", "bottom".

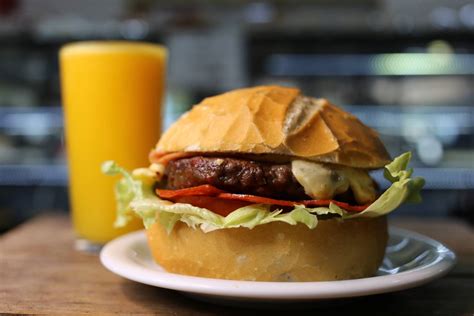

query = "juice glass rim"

[{"left": 60, "top": 41, "right": 167, "bottom": 58}]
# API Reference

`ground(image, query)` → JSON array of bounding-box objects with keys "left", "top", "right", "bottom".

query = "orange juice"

[{"left": 60, "top": 42, "right": 166, "bottom": 245}]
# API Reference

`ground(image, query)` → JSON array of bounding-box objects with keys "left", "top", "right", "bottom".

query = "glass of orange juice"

[{"left": 60, "top": 41, "right": 166, "bottom": 251}]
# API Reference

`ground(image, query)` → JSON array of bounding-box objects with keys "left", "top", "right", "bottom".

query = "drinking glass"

[{"left": 60, "top": 41, "right": 167, "bottom": 251}]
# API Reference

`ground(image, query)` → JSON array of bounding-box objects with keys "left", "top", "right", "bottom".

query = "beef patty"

[{"left": 165, "top": 156, "right": 308, "bottom": 200}]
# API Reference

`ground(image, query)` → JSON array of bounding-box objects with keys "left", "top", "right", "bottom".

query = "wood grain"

[{"left": 0, "top": 214, "right": 473, "bottom": 315}]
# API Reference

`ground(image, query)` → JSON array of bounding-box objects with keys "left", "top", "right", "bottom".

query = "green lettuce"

[
  {"left": 102, "top": 152, "right": 424, "bottom": 233},
  {"left": 342, "top": 152, "right": 425, "bottom": 219},
  {"left": 101, "top": 161, "right": 158, "bottom": 227}
]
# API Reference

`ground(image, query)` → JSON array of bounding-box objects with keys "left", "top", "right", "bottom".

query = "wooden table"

[{"left": 1, "top": 214, "right": 473, "bottom": 315}]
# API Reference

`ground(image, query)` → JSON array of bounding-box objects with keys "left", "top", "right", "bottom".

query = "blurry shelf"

[
  {"left": 265, "top": 54, "right": 474, "bottom": 76},
  {"left": 0, "top": 107, "right": 62, "bottom": 136},
  {"left": 344, "top": 105, "right": 474, "bottom": 136},
  {"left": 0, "top": 165, "right": 67, "bottom": 186}
]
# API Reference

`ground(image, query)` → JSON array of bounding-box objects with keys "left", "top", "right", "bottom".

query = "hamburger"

[{"left": 103, "top": 85, "right": 424, "bottom": 282}]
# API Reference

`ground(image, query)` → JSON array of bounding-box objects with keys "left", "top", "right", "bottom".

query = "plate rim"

[{"left": 100, "top": 226, "right": 456, "bottom": 300}]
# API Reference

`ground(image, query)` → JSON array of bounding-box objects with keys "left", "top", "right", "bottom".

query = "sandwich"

[{"left": 103, "top": 85, "right": 424, "bottom": 281}]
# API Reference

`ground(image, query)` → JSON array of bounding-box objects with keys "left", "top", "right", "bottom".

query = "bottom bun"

[{"left": 146, "top": 216, "right": 388, "bottom": 281}]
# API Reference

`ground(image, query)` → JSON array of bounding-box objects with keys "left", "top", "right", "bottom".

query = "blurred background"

[{"left": 0, "top": 0, "right": 473, "bottom": 232}]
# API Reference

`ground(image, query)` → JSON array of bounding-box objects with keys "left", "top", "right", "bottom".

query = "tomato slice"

[
  {"left": 217, "top": 193, "right": 368, "bottom": 212},
  {"left": 156, "top": 185, "right": 370, "bottom": 213},
  {"left": 307, "top": 200, "right": 368, "bottom": 212},
  {"left": 157, "top": 185, "right": 225, "bottom": 198},
  {"left": 217, "top": 193, "right": 296, "bottom": 207},
  {"left": 149, "top": 151, "right": 195, "bottom": 165},
  {"left": 148, "top": 150, "right": 168, "bottom": 162},
  {"left": 171, "top": 196, "right": 251, "bottom": 217}
]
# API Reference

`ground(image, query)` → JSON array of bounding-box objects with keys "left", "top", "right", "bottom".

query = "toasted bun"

[
  {"left": 156, "top": 86, "right": 390, "bottom": 168},
  {"left": 146, "top": 217, "right": 388, "bottom": 281}
]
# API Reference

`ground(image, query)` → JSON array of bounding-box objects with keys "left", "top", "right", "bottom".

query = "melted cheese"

[
  {"left": 291, "top": 160, "right": 376, "bottom": 204},
  {"left": 343, "top": 168, "right": 377, "bottom": 204},
  {"left": 291, "top": 160, "right": 349, "bottom": 200}
]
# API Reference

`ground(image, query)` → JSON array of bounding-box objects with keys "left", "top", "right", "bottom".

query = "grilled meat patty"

[{"left": 165, "top": 156, "right": 309, "bottom": 200}]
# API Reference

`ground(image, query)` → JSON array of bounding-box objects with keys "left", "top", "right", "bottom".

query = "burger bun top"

[{"left": 156, "top": 86, "right": 390, "bottom": 169}]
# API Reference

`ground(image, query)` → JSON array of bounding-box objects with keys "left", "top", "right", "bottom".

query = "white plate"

[{"left": 100, "top": 227, "right": 456, "bottom": 304}]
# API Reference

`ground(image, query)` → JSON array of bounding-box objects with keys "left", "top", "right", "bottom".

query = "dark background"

[{"left": 0, "top": 0, "right": 473, "bottom": 232}]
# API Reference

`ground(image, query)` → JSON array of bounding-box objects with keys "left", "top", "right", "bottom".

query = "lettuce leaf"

[
  {"left": 102, "top": 152, "right": 424, "bottom": 232},
  {"left": 101, "top": 161, "right": 158, "bottom": 227},
  {"left": 343, "top": 152, "right": 425, "bottom": 219},
  {"left": 131, "top": 199, "right": 339, "bottom": 233}
]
